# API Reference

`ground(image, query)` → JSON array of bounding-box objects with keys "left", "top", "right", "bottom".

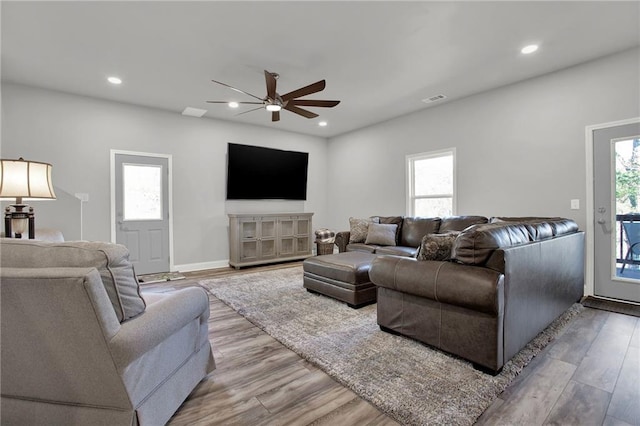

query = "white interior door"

[
  {"left": 113, "top": 152, "right": 171, "bottom": 275},
  {"left": 592, "top": 119, "right": 640, "bottom": 303}
]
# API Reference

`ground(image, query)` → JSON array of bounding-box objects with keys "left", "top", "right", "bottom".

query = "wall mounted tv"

[{"left": 226, "top": 143, "right": 309, "bottom": 200}]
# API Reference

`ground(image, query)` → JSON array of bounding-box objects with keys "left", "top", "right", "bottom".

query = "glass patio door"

[{"left": 593, "top": 120, "right": 640, "bottom": 303}]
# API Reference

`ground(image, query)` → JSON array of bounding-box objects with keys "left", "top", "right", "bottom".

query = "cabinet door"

[
  {"left": 259, "top": 218, "right": 277, "bottom": 260},
  {"left": 295, "top": 235, "right": 310, "bottom": 255},
  {"left": 296, "top": 217, "right": 310, "bottom": 236},
  {"left": 295, "top": 216, "right": 311, "bottom": 255},
  {"left": 238, "top": 219, "right": 259, "bottom": 262},
  {"left": 278, "top": 218, "right": 295, "bottom": 257}
]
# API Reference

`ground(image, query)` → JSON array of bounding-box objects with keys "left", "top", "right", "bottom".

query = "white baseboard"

[{"left": 174, "top": 259, "right": 229, "bottom": 272}]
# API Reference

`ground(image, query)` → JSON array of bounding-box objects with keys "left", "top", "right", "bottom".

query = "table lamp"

[{"left": 0, "top": 157, "right": 56, "bottom": 239}]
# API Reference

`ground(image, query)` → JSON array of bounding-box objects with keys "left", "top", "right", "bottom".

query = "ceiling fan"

[{"left": 207, "top": 70, "right": 340, "bottom": 122}]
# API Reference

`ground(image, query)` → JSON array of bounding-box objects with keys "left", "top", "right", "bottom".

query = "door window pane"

[
  {"left": 615, "top": 138, "right": 640, "bottom": 279},
  {"left": 123, "top": 164, "right": 162, "bottom": 220}
]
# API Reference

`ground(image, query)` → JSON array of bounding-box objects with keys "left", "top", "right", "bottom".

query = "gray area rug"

[{"left": 200, "top": 266, "right": 583, "bottom": 425}]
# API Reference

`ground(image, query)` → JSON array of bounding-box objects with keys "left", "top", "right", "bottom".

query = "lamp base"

[{"left": 4, "top": 205, "right": 35, "bottom": 239}]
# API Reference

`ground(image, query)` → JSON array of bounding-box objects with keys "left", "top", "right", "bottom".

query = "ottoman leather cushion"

[
  {"left": 303, "top": 252, "right": 378, "bottom": 308},
  {"left": 303, "top": 252, "right": 376, "bottom": 284}
]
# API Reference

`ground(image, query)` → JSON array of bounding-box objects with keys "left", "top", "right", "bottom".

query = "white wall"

[
  {"left": 3, "top": 48, "right": 638, "bottom": 268},
  {"left": 0, "top": 84, "right": 328, "bottom": 269},
  {"left": 326, "top": 48, "right": 640, "bottom": 232}
]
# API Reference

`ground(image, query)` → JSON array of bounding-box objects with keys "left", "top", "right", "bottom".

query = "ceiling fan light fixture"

[{"left": 266, "top": 104, "right": 281, "bottom": 112}]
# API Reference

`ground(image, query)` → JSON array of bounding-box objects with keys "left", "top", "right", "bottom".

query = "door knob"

[{"left": 597, "top": 219, "right": 606, "bottom": 224}]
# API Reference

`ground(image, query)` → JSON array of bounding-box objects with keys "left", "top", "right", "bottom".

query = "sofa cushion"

[
  {"left": 439, "top": 215, "right": 488, "bottom": 233},
  {"left": 348, "top": 217, "right": 380, "bottom": 243},
  {"left": 365, "top": 223, "right": 398, "bottom": 246},
  {"left": 346, "top": 243, "right": 377, "bottom": 254},
  {"left": 375, "top": 245, "right": 418, "bottom": 257},
  {"left": 416, "top": 232, "right": 459, "bottom": 261},
  {"left": 0, "top": 239, "right": 146, "bottom": 322},
  {"left": 451, "top": 223, "right": 534, "bottom": 265},
  {"left": 400, "top": 217, "right": 441, "bottom": 247}
]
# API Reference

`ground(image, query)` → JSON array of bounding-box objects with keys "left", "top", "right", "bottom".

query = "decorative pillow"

[
  {"left": 365, "top": 223, "right": 398, "bottom": 246},
  {"left": 348, "top": 217, "right": 380, "bottom": 243},
  {"left": 416, "top": 232, "right": 459, "bottom": 261}
]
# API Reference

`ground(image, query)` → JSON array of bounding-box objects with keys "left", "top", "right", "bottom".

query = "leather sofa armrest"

[
  {"left": 370, "top": 255, "right": 504, "bottom": 315},
  {"left": 334, "top": 231, "right": 350, "bottom": 253},
  {"left": 109, "top": 287, "right": 210, "bottom": 368}
]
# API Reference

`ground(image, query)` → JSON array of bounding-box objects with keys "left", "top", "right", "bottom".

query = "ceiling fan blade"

[
  {"left": 281, "top": 80, "right": 326, "bottom": 102},
  {"left": 235, "top": 106, "right": 264, "bottom": 117},
  {"left": 284, "top": 104, "right": 319, "bottom": 119},
  {"left": 265, "top": 70, "right": 277, "bottom": 100},
  {"left": 288, "top": 99, "right": 340, "bottom": 108},
  {"left": 211, "top": 79, "right": 264, "bottom": 102},
  {"left": 272, "top": 111, "right": 280, "bottom": 122},
  {"left": 206, "top": 101, "right": 264, "bottom": 104}
]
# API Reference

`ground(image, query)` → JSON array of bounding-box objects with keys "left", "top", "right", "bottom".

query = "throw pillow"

[
  {"left": 348, "top": 217, "right": 380, "bottom": 243},
  {"left": 416, "top": 232, "right": 459, "bottom": 261},
  {"left": 365, "top": 223, "right": 398, "bottom": 246}
]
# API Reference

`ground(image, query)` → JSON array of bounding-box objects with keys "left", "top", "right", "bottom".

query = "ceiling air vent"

[{"left": 422, "top": 94, "right": 447, "bottom": 104}]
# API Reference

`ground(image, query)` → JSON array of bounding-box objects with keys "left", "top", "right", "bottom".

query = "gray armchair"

[{"left": 1, "top": 240, "right": 215, "bottom": 425}]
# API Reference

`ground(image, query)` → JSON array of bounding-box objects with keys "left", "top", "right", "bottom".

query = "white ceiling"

[{"left": 2, "top": 1, "right": 639, "bottom": 138}]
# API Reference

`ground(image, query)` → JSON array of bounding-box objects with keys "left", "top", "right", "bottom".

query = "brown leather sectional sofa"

[{"left": 368, "top": 217, "right": 584, "bottom": 373}]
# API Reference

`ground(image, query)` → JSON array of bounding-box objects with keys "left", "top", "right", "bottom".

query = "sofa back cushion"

[
  {"left": 439, "top": 215, "right": 488, "bottom": 233},
  {"left": 451, "top": 220, "right": 576, "bottom": 265},
  {"left": 400, "top": 217, "right": 441, "bottom": 247},
  {"left": 0, "top": 239, "right": 146, "bottom": 322},
  {"left": 490, "top": 217, "right": 579, "bottom": 237}
]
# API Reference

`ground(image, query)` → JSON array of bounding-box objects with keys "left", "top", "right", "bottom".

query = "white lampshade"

[{"left": 0, "top": 158, "right": 56, "bottom": 202}]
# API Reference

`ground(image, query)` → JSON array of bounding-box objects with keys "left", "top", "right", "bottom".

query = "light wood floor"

[{"left": 147, "top": 262, "right": 640, "bottom": 426}]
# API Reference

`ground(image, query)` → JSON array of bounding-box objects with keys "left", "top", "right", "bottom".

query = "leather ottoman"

[{"left": 303, "top": 251, "right": 377, "bottom": 308}]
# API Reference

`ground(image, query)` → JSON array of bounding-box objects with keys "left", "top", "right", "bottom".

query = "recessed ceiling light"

[
  {"left": 107, "top": 76, "right": 122, "bottom": 85},
  {"left": 521, "top": 44, "right": 539, "bottom": 54},
  {"left": 228, "top": 102, "right": 239, "bottom": 108},
  {"left": 318, "top": 121, "right": 328, "bottom": 127}
]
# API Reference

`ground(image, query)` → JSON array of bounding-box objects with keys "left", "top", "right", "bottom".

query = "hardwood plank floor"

[{"left": 146, "top": 262, "right": 639, "bottom": 425}]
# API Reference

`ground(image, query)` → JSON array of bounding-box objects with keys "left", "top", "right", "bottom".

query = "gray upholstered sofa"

[
  {"left": 0, "top": 239, "right": 215, "bottom": 425},
  {"left": 369, "top": 218, "right": 584, "bottom": 373}
]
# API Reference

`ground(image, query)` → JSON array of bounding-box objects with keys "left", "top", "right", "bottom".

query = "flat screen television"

[{"left": 226, "top": 143, "right": 309, "bottom": 200}]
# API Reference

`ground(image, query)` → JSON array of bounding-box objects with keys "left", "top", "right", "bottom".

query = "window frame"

[{"left": 405, "top": 148, "right": 457, "bottom": 217}]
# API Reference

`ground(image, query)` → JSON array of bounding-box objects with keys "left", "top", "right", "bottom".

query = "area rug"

[{"left": 200, "top": 267, "right": 583, "bottom": 425}]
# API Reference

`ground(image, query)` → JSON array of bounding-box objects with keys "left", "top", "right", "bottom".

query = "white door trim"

[
  {"left": 585, "top": 117, "right": 640, "bottom": 297},
  {"left": 110, "top": 149, "right": 175, "bottom": 272}
]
